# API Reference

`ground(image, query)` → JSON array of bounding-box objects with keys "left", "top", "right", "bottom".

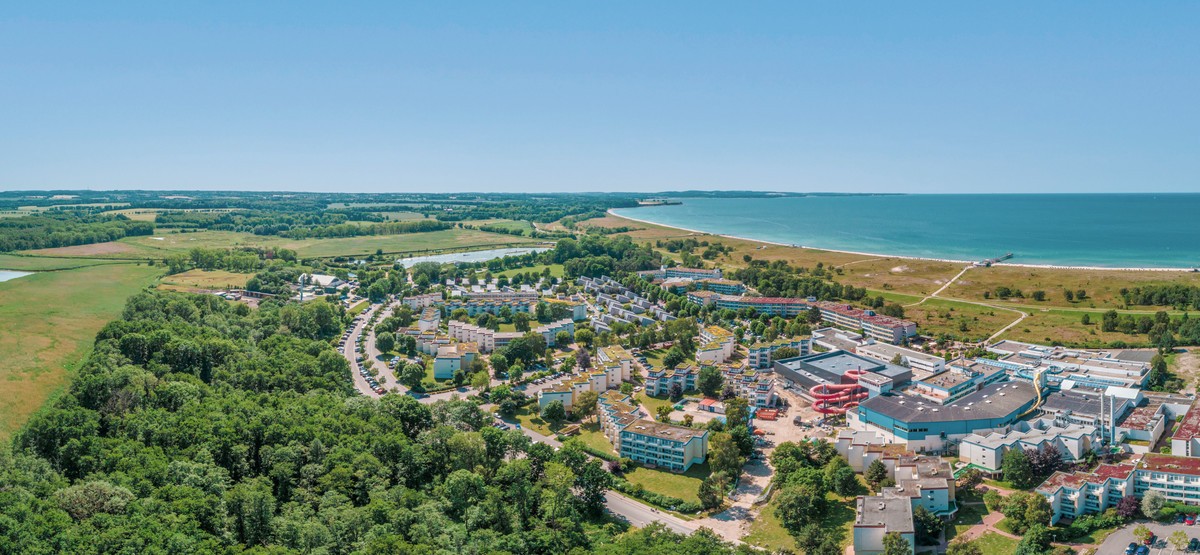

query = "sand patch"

[{"left": 891, "top": 265, "right": 910, "bottom": 273}]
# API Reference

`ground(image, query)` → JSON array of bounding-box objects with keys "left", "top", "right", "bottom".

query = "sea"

[{"left": 612, "top": 194, "right": 1200, "bottom": 269}]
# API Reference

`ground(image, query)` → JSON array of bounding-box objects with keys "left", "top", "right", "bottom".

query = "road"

[{"left": 341, "top": 303, "right": 383, "bottom": 397}]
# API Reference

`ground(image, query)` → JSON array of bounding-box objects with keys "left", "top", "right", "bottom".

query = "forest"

[
  {"left": 0, "top": 290, "right": 750, "bottom": 554},
  {"left": 0, "top": 214, "right": 154, "bottom": 252}
]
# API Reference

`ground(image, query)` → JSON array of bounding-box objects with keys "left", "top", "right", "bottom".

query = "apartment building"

[
  {"left": 417, "top": 307, "right": 441, "bottom": 332},
  {"left": 696, "top": 326, "right": 736, "bottom": 364},
  {"left": 433, "top": 342, "right": 479, "bottom": 379},
  {"left": 747, "top": 337, "right": 810, "bottom": 369},
  {"left": 721, "top": 366, "right": 777, "bottom": 407},
  {"left": 638, "top": 266, "right": 723, "bottom": 280},
  {"left": 685, "top": 291, "right": 812, "bottom": 317},
  {"left": 814, "top": 301, "right": 918, "bottom": 344},
  {"left": 644, "top": 364, "right": 697, "bottom": 396},
  {"left": 444, "top": 298, "right": 533, "bottom": 317},
  {"left": 596, "top": 391, "right": 709, "bottom": 472},
  {"left": 1038, "top": 453, "right": 1200, "bottom": 524},
  {"left": 402, "top": 292, "right": 442, "bottom": 310},
  {"left": 597, "top": 345, "right": 636, "bottom": 382}
]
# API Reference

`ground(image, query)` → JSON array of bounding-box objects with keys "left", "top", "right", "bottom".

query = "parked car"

[
  {"left": 1124, "top": 542, "right": 1137, "bottom": 555},
  {"left": 1145, "top": 534, "right": 1156, "bottom": 546},
  {"left": 1188, "top": 514, "right": 1196, "bottom": 525}
]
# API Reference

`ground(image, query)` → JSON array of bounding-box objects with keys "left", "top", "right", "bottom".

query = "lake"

[
  {"left": 0, "top": 270, "right": 33, "bottom": 283},
  {"left": 397, "top": 247, "right": 551, "bottom": 266}
]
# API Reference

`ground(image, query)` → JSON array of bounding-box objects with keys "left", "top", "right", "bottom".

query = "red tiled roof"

[{"left": 1141, "top": 453, "right": 1200, "bottom": 477}]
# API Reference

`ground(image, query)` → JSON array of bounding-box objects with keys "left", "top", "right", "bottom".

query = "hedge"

[{"left": 611, "top": 477, "right": 703, "bottom": 514}]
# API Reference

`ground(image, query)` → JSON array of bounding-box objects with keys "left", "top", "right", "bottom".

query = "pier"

[{"left": 976, "top": 252, "right": 1013, "bottom": 267}]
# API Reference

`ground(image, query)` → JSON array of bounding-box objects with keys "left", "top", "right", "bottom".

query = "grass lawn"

[
  {"left": 636, "top": 392, "right": 678, "bottom": 416},
  {"left": 347, "top": 300, "right": 370, "bottom": 316},
  {"left": 159, "top": 269, "right": 254, "bottom": 291},
  {"left": 623, "top": 462, "right": 710, "bottom": 505},
  {"left": 745, "top": 492, "right": 856, "bottom": 552},
  {"left": 575, "top": 422, "right": 617, "bottom": 455},
  {"left": 901, "top": 297, "right": 1022, "bottom": 342},
  {"left": 495, "top": 263, "right": 565, "bottom": 279},
  {"left": 970, "top": 532, "right": 1018, "bottom": 554},
  {"left": 0, "top": 263, "right": 163, "bottom": 440},
  {"left": 947, "top": 503, "right": 990, "bottom": 541}
]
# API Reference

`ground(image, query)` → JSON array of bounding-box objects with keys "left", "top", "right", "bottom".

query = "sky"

[{"left": 1, "top": 2, "right": 1197, "bottom": 194}]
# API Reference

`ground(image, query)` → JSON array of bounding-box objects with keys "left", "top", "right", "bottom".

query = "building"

[
  {"left": 984, "top": 340, "right": 1151, "bottom": 390},
  {"left": 1172, "top": 402, "right": 1200, "bottom": 457},
  {"left": 446, "top": 318, "right": 573, "bottom": 352},
  {"left": 298, "top": 273, "right": 348, "bottom": 293},
  {"left": 747, "top": 337, "right": 810, "bottom": 369},
  {"left": 596, "top": 392, "right": 709, "bottom": 472},
  {"left": 856, "top": 343, "right": 946, "bottom": 377},
  {"left": 814, "top": 301, "right": 918, "bottom": 344},
  {"left": 664, "top": 278, "right": 746, "bottom": 296},
  {"left": 638, "top": 266, "right": 723, "bottom": 280},
  {"left": 1037, "top": 453, "right": 1200, "bottom": 524},
  {"left": 851, "top": 381, "right": 1038, "bottom": 452},
  {"left": 644, "top": 364, "right": 698, "bottom": 397},
  {"left": 444, "top": 298, "right": 533, "bottom": 317},
  {"left": 696, "top": 326, "right": 736, "bottom": 364},
  {"left": 853, "top": 492, "right": 915, "bottom": 555},
  {"left": 685, "top": 291, "right": 812, "bottom": 317},
  {"left": 417, "top": 306, "right": 441, "bottom": 332},
  {"left": 959, "top": 421, "right": 1101, "bottom": 473},
  {"left": 597, "top": 345, "right": 636, "bottom": 382},
  {"left": 402, "top": 292, "right": 442, "bottom": 310},
  {"left": 721, "top": 366, "right": 778, "bottom": 407},
  {"left": 774, "top": 350, "right": 912, "bottom": 397},
  {"left": 908, "top": 359, "right": 1008, "bottom": 405},
  {"left": 542, "top": 297, "right": 588, "bottom": 321},
  {"left": 433, "top": 342, "right": 479, "bottom": 379}
]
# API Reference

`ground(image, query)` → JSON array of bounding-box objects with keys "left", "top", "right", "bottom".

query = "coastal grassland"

[
  {"left": 24, "top": 228, "right": 545, "bottom": 260},
  {"left": 837, "top": 258, "right": 967, "bottom": 297},
  {"left": 745, "top": 492, "right": 856, "bottom": 552},
  {"left": 0, "top": 254, "right": 129, "bottom": 271},
  {"left": 158, "top": 269, "right": 254, "bottom": 291},
  {"left": 494, "top": 263, "right": 565, "bottom": 278},
  {"left": 943, "top": 265, "right": 1200, "bottom": 309},
  {"left": 0, "top": 263, "right": 163, "bottom": 440},
  {"left": 896, "top": 298, "right": 1021, "bottom": 342},
  {"left": 997, "top": 308, "right": 1158, "bottom": 346}
]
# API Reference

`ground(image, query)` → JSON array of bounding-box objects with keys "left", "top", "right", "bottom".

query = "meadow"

[{"left": 0, "top": 263, "right": 163, "bottom": 440}]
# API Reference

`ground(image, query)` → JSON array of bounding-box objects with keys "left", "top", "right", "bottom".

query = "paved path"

[{"left": 905, "top": 265, "right": 973, "bottom": 307}]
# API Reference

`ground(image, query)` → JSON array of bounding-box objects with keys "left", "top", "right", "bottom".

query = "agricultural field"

[
  {"left": 158, "top": 269, "right": 254, "bottom": 291},
  {"left": 472, "top": 218, "right": 535, "bottom": 234},
  {"left": 23, "top": 227, "right": 546, "bottom": 261},
  {"left": 0, "top": 263, "right": 163, "bottom": 440}
]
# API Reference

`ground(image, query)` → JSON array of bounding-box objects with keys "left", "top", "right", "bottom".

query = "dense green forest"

[
  {"left": 0, "top": 214, "right": 154, "bottom": 252},
  {"left": 0, "top": 291, "right": 749, "bottom": 554}
]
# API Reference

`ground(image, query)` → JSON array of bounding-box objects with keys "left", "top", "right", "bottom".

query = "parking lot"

[{"left": 1099, "top": 521, "right": 1200, "bottom": 554}]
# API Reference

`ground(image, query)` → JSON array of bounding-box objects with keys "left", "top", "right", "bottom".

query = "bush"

[
  {"left": 611, "top": 477, "right": 703, "bottom": 514},
  {"left": 578, "top": 445, "right": 618, "bottom": 462}
]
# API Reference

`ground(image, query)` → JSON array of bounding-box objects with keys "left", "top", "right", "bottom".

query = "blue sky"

[{"left": 1, "top": 2, "right": 1197, "bottom": 193}]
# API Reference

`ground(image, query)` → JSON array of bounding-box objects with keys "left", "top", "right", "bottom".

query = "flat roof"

[
  {"left": 1174, "top": 403, "right": 1200, "bottom": 441},
  {"left": 623, "top": 419, "right": 708, "bottom": 443},
  {"left": 855, "top": 494, "right": 914, "bottom": 533},
  {"left": 1141, "top": 453, "right": 1200, "bottom": 477},
  {"left": 859, "top": 381, "right": 1035, "bottom": 423}
]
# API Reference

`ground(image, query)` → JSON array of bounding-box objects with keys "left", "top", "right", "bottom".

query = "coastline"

[{"left": 608, "top": 209, "right": 1194, "bottom": 273}]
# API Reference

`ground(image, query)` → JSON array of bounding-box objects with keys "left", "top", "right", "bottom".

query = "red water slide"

[{"left": 810, "top": 369, "right": 869, "bottom": 414}]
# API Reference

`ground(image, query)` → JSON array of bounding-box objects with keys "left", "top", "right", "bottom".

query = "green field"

[
  {"left": 0, "top": 254, "right": 129, "bottom": 271},
  {"left": 495, "top": 263, "right": 565, "bottom": 278},
  {"left": 473, "top": 219, "right": 535, "bottom": 234},
  {"left": 969, "top": 532, "right": 1018, "bottom": 554},
  {"left": 623, "top": 462, "right": 710, "bottom": 505},
  {"left": 0, "top": 263, "right": 163, "bottom": 440},
  {"left": 24, "top": 228, "right": 546, "bottom": 260}
]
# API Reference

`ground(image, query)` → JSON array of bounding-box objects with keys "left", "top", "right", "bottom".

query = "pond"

[{"left": 0, "top": 270, "right": 33, "bottom": 283}]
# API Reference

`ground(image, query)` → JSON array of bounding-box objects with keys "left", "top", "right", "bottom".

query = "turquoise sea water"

[{"left": 612, "top": 194, "right": 1200, "bottom": 268}]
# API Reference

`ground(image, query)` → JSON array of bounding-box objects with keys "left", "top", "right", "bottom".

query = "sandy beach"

[{"left": 609, "top": 209, "right": 1195, "bottom": 273}]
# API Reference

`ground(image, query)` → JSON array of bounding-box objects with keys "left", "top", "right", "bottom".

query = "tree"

[
  {"left": 1076, "top": 289, "right": 1087, "bottom": 300},
  {"left": 574, "top": 328, "right": 594, "bottom": 348},
  {"left": 697, "top": 365, "right": 724, "bottom": 397},
  {"left": 828, "top": 465, "right": 859, "bottom": 497},
  {"left": 555, "top": 331, "right": 571, "bottom": 347},
  {"left": 946, "top": 541, "right": 983, "bottom": 555},
  {"left": 490, "top": 353, "right": 509, "bottom": 378},
  {"left": 375, "top": 331, "right": 395, "bottom": 353},
  {"left": 775, "top": 485, "right": 826, "bottom": 537},
  {"left": 866, "top": 459, "right": 889, "bottom": 490},
  {"left": 912, "top": 505, "right": 943, "bottom": 546},
  {"left": 668, "top": 382, "right": 683, "bottom": 401},
  {"left": 512, "top": 312, "right": 531, "bottom": 332},
  {"left": 575, "top": 347, "right": 591, "bottom": 371},
  {"left": 1014, "top": 524, "right": 1052, "bottom": 555},
  {"left": 882, "top": 531, "right": 911, "bottom": 555},
  {"left": 470, "top": 370, "right": 490, "bottom": 390},
  {"left": 698, "top": 471, "right": 730, "bottom": 510},
  {"left": 1002, "top": 447, "right": 1034, "bottom": 489},
  {"left": 1171, "top": 530, "right": 1190, "bottom": 551},
  {"left": 574, "top": 390, "right": 599, "bottom": 421},
  {"left": 662, "top": 347, "right": 686, "bottom": 370},
  {"left": 1026, "top": 445, "right": 1063, "bottom": 477},
  {"left": 709, "top": 432, "right": 744, "bottom": 478},
  {"left": 540, "top": 400, "right": 566, "bottom": 424},
  {"left": 1064, "top": 289, "right": 1075, "bottom": 302},
  {"left": 1115, "top": 495, "right": 1140, "bottom": 519},
  {"left": 1141, "top": 490, "right": 1166, "bottom": 519},
  {"left": 772, "top": 346, "right": 799, "bottom": 360},
  {"left": 1081, "top": 313, "right": 1091, "bottom": 325},
  {"left": 1133, "top": 524, "right": 1153, "bottom": 544},
  {"left": 806, "top": 308, "right": 823, "bottom": 324},
  {"left": 399, "top": 363, "right": 425, "bottom": 390},
  {"left": 655, "top": 405, "right": 673, "bottom": 423},
  {"left": 575, "top": 459, "right": 613, "bottom": 516},
  {"left": 957, "top": 468, "right": 983, "bottom": 494},
  {"left": 1031, "top": 290, "right": 1046, "bottom": 301}
]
